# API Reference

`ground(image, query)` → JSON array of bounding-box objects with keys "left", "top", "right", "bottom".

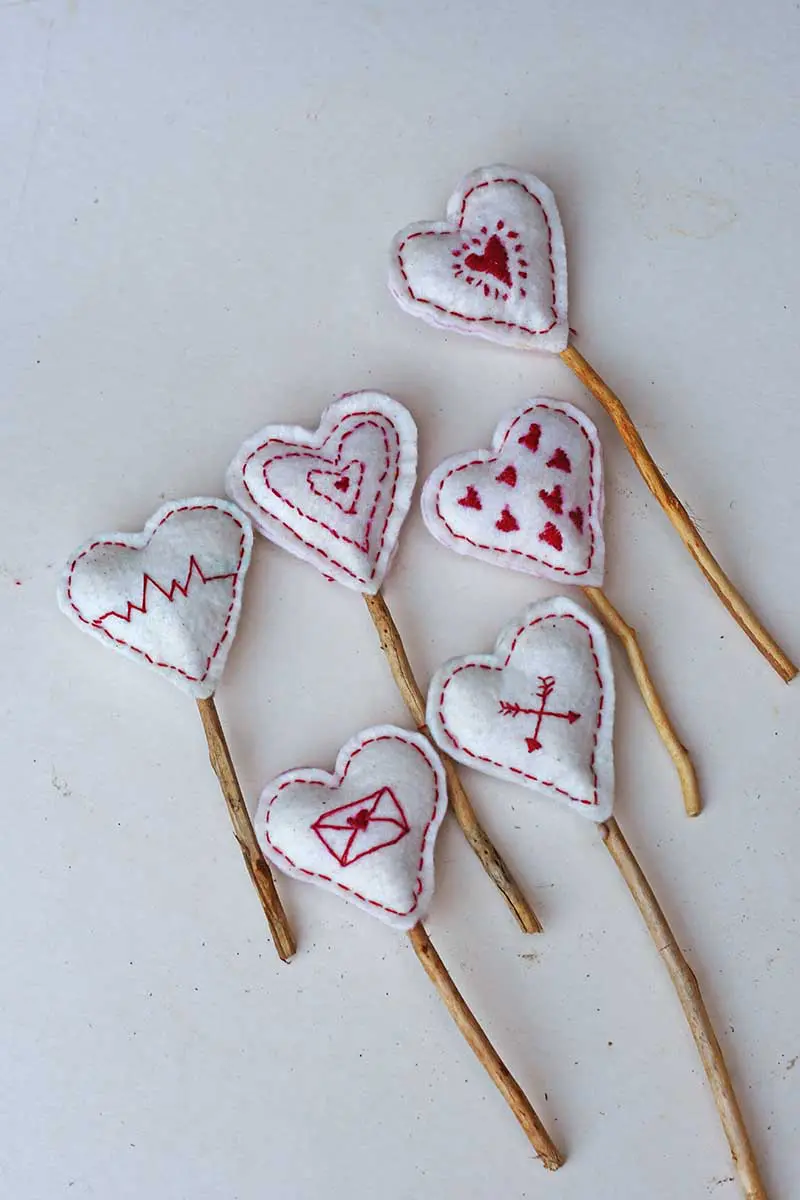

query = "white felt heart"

[
  {"left": 226, "top": 392, "right": 418, "bottom": 594},
  {"left": 427, "top": 596, "right": 615, "bottom": 822},
  {"left": 421, "top": 400, "right": 605, "bottom": 586},
  {"left": 389, "top": 165, "right": 568, "bottom": 352},
  {"left": 58, "top": 498, "right": 252, "bottom": 699},
  {"left": 256, "top": 726, "right": 448, "bottom": 930}
]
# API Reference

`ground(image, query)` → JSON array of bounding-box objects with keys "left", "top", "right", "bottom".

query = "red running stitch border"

[
  {"left": 263, "top": 734, "right": 444, "bottom": 918},
  {"left": 241, "top": 411, "right": 401, "bottom": 586},
  {"left": 436, "top": 612, "right": 605, "bottom": 807},
  {"left": 65, "top": 503, "right": 247, "bottom": 684},
  {"left": 434, "top": 403, "right": 599, "bottom": 576},
  {"left": 306, "top": 459, "right": 365, "bottom": 517},
  {"left": 396, "top": 174, "right": 560, "bottom": 336}
]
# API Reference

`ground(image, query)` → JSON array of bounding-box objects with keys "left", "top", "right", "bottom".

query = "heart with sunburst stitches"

[{"left": 389, "top": 165, "right": 569, "bottom": 352}]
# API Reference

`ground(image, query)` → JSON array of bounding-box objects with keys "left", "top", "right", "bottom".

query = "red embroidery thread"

[
  {"left": 66, "top": 505, "right": 246, "bottom": 684},
  {"left": 496, "top": 506, "right": 519, "bottom": 533},
  {"left": 498, "top": 675, "right": 581, "bottom": 753},
  {"left": 495, "top": 464, "right": 517, "bottom": 488},
  {"left": 307, "top": 459, "right": 365, "bottom": 516},
  {"left": 310, "top": 787, "right": 410, "bottom": 868},
  {"left": 240, "top": 411, "right": 402, "bottom": 587},
  {"left": 462, "top": 232, "right": 512, "bottom": 287},
  {"left": 434, "top": 404, "right": 598, "bottom": 576},
  {"left": 538, "top": 484, "right": 563, "bottom": 515},
  {"left": 436, "top": 613, "right": 605, "bottom": 806},
  {"left": 518, "top": 423, "right": 541, "bottom": 453},
  {"left": 539, "top": 522, "right": 563, "bottom": 551},
  {"left": 93, "top": 556, "right": 236, "bottom": 627},
  {"left": 569, "top": 507, "right": 584, "bottom": 533},
  {"left": 547, "top": 448, "right": 571, "bottom": 473},
  {"left": 396, "top": 173, "right": 560, "bottom": 337},
  {"left": 263, "top": 734, "right": 444, "bottom": 918},
  {"left": 458, "top": 485, "right": 482, "bottom": 510}
]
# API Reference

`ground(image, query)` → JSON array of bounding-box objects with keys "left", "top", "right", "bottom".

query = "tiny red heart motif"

[
  {"left": 496, "top": 506, "right": 519, "bottom": 533},
  {"left": 569, "top": 507, "right": 584, "bottom": 533},
  {"left": 518, "top": 424, "right": 541, "bottom": 454},
  {"left": 495, "top": 465, "right": 517, "bottom": 488},
  {"left": 458, "top": 485, "right": 483, "bottom": 510},
  {"left": 463, "top": 234, "right": 512, "bottom": 287},
  {"left": 335, "top": 476, "right": 350, "bottom": 492},
  {"left": 547, "top": 448, "right": 571, "bottom": 473},
  {"left": 539, "top": 484, "right": 563, "bottom": 515},
  {"left": 539, "top": 522, "right": 563, "bottom": 550}
]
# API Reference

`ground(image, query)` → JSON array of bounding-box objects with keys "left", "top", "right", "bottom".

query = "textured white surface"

[{"left": 2, "top": 2, "right": 799, "bottom": 1198}]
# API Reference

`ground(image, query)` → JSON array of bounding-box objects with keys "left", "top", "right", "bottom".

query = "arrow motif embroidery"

[{"left": 498, "top": 675, "right": 581, "bottom": 753}]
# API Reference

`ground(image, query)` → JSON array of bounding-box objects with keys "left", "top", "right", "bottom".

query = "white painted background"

[{"left": 2, "top": 2, "right": 798, "bottom": 1197}]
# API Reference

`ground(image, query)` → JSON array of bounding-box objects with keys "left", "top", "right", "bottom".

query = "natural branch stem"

[
  {"left": 561, "top": 342, "right": 796, "bottom": 684},
  {"left": 408, "top": 923, "right": 562, "bottom": 1168},
  {"left": 600, "top": 818, "right": 766, "bottom": 1199},
  {"left": 363, "top": 591, "right": 542, "bottom": 934},
  {"left": 196, "top": 696, "right": 296, "bottom": 962},
  {"left": 583, "top": 586, "right": 702, "bottom": 817}
]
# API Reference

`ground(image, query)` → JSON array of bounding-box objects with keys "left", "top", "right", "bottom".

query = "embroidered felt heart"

[
  {"left": 256, "top": 726, "right": 448, "bottom": 930},
  {"left": 426, "top": 596, "right": 615, "bottom": 821},
  {"left": 389, "top": 165, "right": 568, "bottom": 352},
  {"left": 57, "top": 498, "right": 252, "bottom": 699},
  {"left": 227, "top": 392, "right": 417, "bottom": 593},
  {"left": 421, "top": 400, "right": 605, "bottom": 585}
]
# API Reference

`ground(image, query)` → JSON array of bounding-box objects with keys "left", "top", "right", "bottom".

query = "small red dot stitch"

[
  {"left": 263, "top": 734, "right": 444, "bottom": 917},
  {"left": 518, "top": 423, "right": 541, "bottom": 453},
  {"left": 436, "top": 613, "right": 604, "bottom": 806},
  {"left": 539, "top": 522, "right": 563, "bottom": 551},
  {"left": 436, "top": 404, "right": 598, "bottom": 576},
  {"left": 569, "top": 507, "right": 584, "bottom": 533},
  {"left": 496, "top": 506, "right": 519, "bottom": 533}
]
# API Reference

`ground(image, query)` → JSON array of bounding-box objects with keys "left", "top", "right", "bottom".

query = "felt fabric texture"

[
  {"left": 226, "top": 392, "right": 418, "bottom": 594},
  {"left": 389, "top": 164, "right": 568, "bottom": 353},
  {"left": 256, "top": 726, "right": 448, "bottom": 930},
  {"left": 427, "top": 596, "right": 615, "bottom": 822},
  {"left": 421, "top": 400, "right": 605, "bottom": 586},
  {"left": 57, "top": 498, "right": 252, "bottom": 700}
]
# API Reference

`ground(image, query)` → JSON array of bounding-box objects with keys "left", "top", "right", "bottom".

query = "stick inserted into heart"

[
  {"left": 226, "top": 391, "right": 542, "bottom": 933},
  {"left": 426, "top": 596, "right": 765, "bottom": 1199},
  {"left": 57, "top": 497, "right": 296, "bottom": 962},
  {"left": 422, "top": 398, "right": 701, "bottom": 817},
  {"left": 255, "top": 723, "right": 562, "bottom": 1168},
  {"left": 389, "top": 163, "right": 796, "bottom": 684}
]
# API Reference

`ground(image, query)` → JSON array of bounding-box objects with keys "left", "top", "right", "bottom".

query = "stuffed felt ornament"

[
  {"left": 226, "top": 391, "right": 541, "bottom": 934},
  {"left": 389, "top": 163, "right": 795, "bottom": 684},
  {"left": 255, "top": 723, "right": 561, "bottom": 1168},
  {"left": 422, "top": 398, "right": 701, "bottom": 817},
  {"left": 57, "top": 497, "right": 295, "bottom": 961},
  {"left": 426, "top": 596, "right": 766, "bottom": 1200}
]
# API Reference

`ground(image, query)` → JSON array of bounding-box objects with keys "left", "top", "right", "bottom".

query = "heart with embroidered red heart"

[
  {"left": 256, "top": 726, "right": 448, "bottom": 929},
  {"left": 57, "top": 498, "right": 253, "bottom": 698},
  {"left": 421, "top": 400, "right": 605, "bottom": 586},
  {"left": 426, "top": 596, "right": 615, "bottom": 822},
  {"left": 389, "top": 164, "right": 569, "bottom": 352},
  {"left": 227, "top": 392, "right": 418, "bottom": 594}
]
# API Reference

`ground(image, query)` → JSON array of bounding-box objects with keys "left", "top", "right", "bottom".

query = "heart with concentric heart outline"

[
  {"left": 389, "top": 164, "right": 569, "bottom": 352},
  {"left": 227, "top": 392, "right": 417, "bottom": 593},
  {"left": 426, "top": 596, "right": 615, "bottom": 822},
  {"left": 256, "top": 726, "right": 448, "bottom": 929},
  {"left": 57, "top": 498, "right": 252, "bottom": 698}
]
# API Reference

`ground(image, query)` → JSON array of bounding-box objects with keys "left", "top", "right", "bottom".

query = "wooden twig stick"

[
  {"left": 583, "top": 586, "right": 701, "bottom": 818},
  {"left": 560, "top": 342, "right": 796, "bottom": 684},
  {"left": 600, "top": 818, "right": 766, "bottom": 1199},
  {"left": 408, "top": 922, "right": 562, "bottom": 1167},
  {"left": 197, "top": 696, "right": 296, "bottom": 962},
  {"left": 363, "top": 591, "right": 542, "bottom": 933}
]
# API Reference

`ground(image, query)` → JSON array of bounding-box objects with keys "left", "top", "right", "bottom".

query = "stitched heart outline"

[
  {"left": 389, "top": 164, "right": 569, "bottom": 352},
  {"left": 256, "top": 726, "right": 448, "bottom": 930},
  {"left": 226, "top": 392, "right": 418, "bottom": 594},
  {"left": 421, "top": 400, "right": 605, "bottom": 585},
  {"left": 57, "top": 498, "right": 253, "bottom": 698},
  {"left": 426, "top": 596, "right": 615, "bottom": 822}
]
